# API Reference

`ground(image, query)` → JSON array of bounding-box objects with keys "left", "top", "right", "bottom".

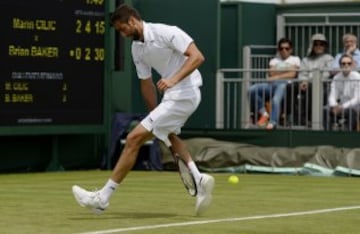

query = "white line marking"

[{"left": 76, "top": 205, "right": 360, "bottom": 234}]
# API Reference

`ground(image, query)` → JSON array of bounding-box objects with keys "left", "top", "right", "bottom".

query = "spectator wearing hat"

[{"left": 289, "top": 33, "right": 334, "bottom": 125}]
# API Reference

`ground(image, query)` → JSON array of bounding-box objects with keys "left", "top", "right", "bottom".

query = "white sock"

[
  {"left": 188, "top": 161, "right": 202, "bottom": 185},
  {"left": 100, "top": 179, "right": 119, "bottom": 202}
]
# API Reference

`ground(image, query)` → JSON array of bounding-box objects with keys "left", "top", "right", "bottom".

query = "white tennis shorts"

[{"left": 141, "top": 87, "right": 201, "bottom": 147}]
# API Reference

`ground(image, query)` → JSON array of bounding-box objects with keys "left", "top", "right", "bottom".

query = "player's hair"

[{"left": 110, "top": 4, "right": 142, "bottom": 25}]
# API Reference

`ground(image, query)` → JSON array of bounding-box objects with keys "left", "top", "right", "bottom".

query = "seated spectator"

[
  {"left": 323, "top": 54, "right": 360, "bottom": 131},
  {"left": 291, "top": 33, "right": 334, "bottom": 125},
  {"left": 249, "top": 38, "right": 300, "bottom": 130},
  {"left": 331, "top": 33, "right": 360, "bottom": 75}
]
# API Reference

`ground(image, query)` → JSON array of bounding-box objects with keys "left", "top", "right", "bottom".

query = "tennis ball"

[{"left": 228, "top": 175, "right": 239, "bottom": 184}]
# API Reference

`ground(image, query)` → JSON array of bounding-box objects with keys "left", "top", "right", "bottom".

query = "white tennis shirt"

[{"left": 131, "top": 22, "right": 202, "bottom": 100}]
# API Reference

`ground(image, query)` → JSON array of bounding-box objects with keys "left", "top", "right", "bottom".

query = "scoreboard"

[{"left": 0, "top": 0, "right": 105, "bottom": 126}]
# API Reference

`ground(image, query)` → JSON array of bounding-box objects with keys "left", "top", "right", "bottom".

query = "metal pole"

[
  {"left": 241, "top": 46, "right": 251, "bottom": 128},
  {"left": 216, "top": 70, "right": 224, "bottom": 129},
  {"left": 311, "top": 69, "right": 322, "bottom": 130}
]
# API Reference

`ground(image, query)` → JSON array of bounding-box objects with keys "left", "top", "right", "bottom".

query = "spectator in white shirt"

[
  {"left": 249, "top": 38, "right": 300, "bottom": 130},
  {"left": 324, "top": 54, "right": 360, "bottom": 131}
]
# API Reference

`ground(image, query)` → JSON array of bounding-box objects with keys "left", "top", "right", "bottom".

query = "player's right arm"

[
  {"left": 132, "top": 44, "right": 157, "bottom": 112},
  {"left": 140, "top": 77, "right": 157, "bottom": 112}
]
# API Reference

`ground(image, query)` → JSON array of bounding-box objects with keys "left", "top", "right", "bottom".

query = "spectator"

[
  {"left": 323, "top": 54, "right": 360, "bottom": 131},
  {"left": 249, "top": 38, "right": 300, "bottom": 130},
  {"left": 331, "top": 33, "right": 360, "bottom": 75},
  {"left": 291, "top": 33, "right": 334, "bottom": 125}
]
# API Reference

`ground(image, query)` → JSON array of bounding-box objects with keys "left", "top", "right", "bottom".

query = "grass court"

[{"left": 2, "top": 170, "right": 360, "bottom": 233}]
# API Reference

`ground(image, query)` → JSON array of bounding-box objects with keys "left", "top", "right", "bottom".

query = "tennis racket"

[{"left": 171, "top": 152, "right": 197, "bottom": 196}]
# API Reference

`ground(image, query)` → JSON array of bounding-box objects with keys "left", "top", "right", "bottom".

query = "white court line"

[{"left": 76, "top": 205, "right": 360, "bottom": 234}]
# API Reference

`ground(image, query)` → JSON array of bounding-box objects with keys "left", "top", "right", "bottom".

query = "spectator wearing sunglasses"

[
  {"left": 249, "top": 38, "right": 300, "bottom": 130},
  {"left": 331, "top": 33, "right": 360, "bottom": 75},
  {"left": 291, "top": 34, "right": 334, "bottom": 125},
  {"left": 323, "top": 54, "right": 360, "bottom": 131}
]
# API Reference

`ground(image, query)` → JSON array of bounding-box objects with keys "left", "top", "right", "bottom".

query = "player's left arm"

[{"left": 157, "top": 42, "right": 205, "bottom": 91}]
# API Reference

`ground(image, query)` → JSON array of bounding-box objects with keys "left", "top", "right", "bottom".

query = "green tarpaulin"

[{"left": 160, "top": 138, "right": 360, "bottom": 177}]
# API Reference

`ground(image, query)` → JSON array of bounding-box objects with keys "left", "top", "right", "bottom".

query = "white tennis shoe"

[
  {"left": 195, "top": 173, "right": 215, "bottom": 215},
  {"left": 72, "top": 185, "right": 109, "bottom": 215}
]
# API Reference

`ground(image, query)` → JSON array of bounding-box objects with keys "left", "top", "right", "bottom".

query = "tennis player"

[{"left": 72, "top": 3, "right": 214, "bottom": 215}]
